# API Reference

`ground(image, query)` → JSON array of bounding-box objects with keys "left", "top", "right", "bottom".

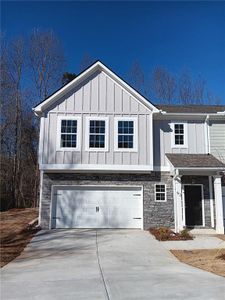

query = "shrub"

[
  {"left": 149, "top": 227, "right": 174, "bottom": 241},
  {"left": 149, "top": 227, "right": 193, "bottom": 241},
  {"left": 180, "top": 229, "right": 192, "bottom": 240}
]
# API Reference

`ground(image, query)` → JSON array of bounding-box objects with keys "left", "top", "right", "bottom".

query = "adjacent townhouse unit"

[{"left": 33, "top": 61, "right": 225, "bottom": 234}]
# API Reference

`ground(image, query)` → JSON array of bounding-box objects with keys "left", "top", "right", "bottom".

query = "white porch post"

[
  {"left": 173, "top": 175, "right": 183, "bottom": 233},
  {"left": 214, "top": 176, "right": 224, "bottom": 234}
]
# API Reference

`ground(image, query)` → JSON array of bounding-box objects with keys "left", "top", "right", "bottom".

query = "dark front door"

[{"left": 184, "top": 185, "right": 203, "bottom": 226}]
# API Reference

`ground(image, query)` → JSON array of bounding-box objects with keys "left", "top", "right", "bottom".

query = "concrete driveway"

[{"left": 1, "top": 229, "right": 225, "bottom": 300}]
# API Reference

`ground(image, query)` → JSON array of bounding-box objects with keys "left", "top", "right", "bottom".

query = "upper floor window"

[
  {"left": 155, "top": 184, "right": 166, "bottom": 202},
  {"left": 57, "top": 116, "right": 81, "bottom": 150},
  {"left": 114, "top": 117, "right": 138, "bottom": 151},
  {"left": 171, "top": 122, "right": 187, "bottom": 148},
  {"left": 85, "top": 117, "right": 109, "bottom": 151}
]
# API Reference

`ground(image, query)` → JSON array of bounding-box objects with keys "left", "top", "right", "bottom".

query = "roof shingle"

[
  {"left": 166, "top": 154, "right": 225, "bottom": 168},
  {"left": 157, "top": 105, "right": 225, "bottom": 114}
]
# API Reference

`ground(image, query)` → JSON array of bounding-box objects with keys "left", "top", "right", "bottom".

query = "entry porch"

[{"left": 166, "top": 154, "right": 225, "bottom": 234}]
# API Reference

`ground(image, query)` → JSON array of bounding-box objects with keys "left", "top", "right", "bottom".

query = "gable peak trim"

[{"left": 33, "top": 60, "right": 158, "bottom": 115}]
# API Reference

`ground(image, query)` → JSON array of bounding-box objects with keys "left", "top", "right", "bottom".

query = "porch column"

[
  {"left": 214, "top": 176, "right": 224, "bottom": 234},
  {"left": 173, "top": 175, "right": 183, "bottom": 233}
]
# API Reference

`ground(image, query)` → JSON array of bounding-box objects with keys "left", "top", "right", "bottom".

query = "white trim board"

[
  {"left": 114, "top": 116, "right": 138, "bottom": 152},
  {"left": 56, "top": 116, "right": 82, "bottom": 151},
  {"left": 33, "top": 61, "right": 159, "bottom": 115},
  {"left": 40, "top": 164, "right": 154, "bottom": 172},
  {"left": 154, "top": 183, "right": 167, "bottom": 202},
  {"left": 85, "top": 116, "right": 109, "bottom": 152},
  {"left": 170, "top": 121, "right": 188, "bottom": 149}
]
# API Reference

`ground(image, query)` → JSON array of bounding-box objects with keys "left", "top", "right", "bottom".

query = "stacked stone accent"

[{"left": 41, "top": 172, "right": 174, "bottom": 230}]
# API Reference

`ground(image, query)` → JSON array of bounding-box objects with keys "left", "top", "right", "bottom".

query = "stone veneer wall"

[
  {"left": 181, "top": 176, "right": 213, "bottom": 228},
  {"left": 41, "top": 172, "right": 174, "bottom": 230}
]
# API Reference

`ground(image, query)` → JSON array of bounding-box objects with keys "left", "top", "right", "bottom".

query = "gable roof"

[
  {"left": 157, "top": 105, "right": 225, "bottom": 114},
  {"left": 166, "top": 153, "right": 225, "bottom": 169},
  {"left": 33, "top": 60, "right": 159, "bottom": 115}
]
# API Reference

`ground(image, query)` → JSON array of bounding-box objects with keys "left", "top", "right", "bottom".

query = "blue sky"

[{"left": 2, "top": 1, "right": 225, "bottom": 103}]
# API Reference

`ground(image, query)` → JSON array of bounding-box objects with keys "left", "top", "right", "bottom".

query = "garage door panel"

[{"left": 53, "top": 186, "right": 143, "bottom": 229}]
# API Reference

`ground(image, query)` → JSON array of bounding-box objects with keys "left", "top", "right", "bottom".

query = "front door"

[{"left": 184, "top": 185, "right": 203, "bottom": 226}]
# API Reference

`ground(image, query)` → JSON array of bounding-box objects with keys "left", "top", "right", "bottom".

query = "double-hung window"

[
  {"left": 171, "top": 122, "right": 187, "bottom": 148},
  {"left": 86, "top": 117, "right": 108, "bottom": 151},
  {"left": 155, "top": 184, "right": 166, "bottom": 202},
  {"left": 114, "top": 117, "right": 138, "bottom": 151},
  {"left": 57, "top": 116, "right": 81, "bottom": 150}
]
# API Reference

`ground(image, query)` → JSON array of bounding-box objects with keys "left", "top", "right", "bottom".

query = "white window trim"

[
  {"left": 56, "top": 116, "right": 81, "bottom": 151},
  {"left": 154, "top": 184, "right": 167, "bottom": 202},
  {"left": 85, "top": 116, "right": 109, "bottom": 152},
  {"left": 171, "top": 121, "right": 188, "bottom": 148},
  {"left": 114, "top": 117, "right": 138, "bottom": 152}
]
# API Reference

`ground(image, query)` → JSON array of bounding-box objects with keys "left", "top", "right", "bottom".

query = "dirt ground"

[
  {"left": 171, "top": 249, "right": 225, "bottom": 278},
  {"left": 0, "top": 208, "right": 39, "bottom": 267}
]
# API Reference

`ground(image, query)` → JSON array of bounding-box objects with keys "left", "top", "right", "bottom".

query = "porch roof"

[{"left": 166, "top": 154, "right": 225, "bottom": 170}]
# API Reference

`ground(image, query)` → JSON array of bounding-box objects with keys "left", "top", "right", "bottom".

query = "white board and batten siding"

[
  {"left": 209, "top": 121, "right": 225, "bottom": 164},
  {"left": 153, "top": 120, "right": 207, "bottom": 167},
  {"left": 39, "top": 71, "right": 153, "bottom": 170}
]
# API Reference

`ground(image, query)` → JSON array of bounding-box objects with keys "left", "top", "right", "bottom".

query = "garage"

[{"left": 51, "top": 186, "right": 143, "bottom": 229}]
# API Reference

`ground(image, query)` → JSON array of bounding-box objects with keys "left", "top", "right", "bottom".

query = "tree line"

[
  {"left": 0, "top": 29, "right": 222, "bottom": 211},
  {"left": 0, "top": 30, "right": 65, "bottom": 210},
  {"left": 127, "top": 61, "right": 221, "bottom": 105}
]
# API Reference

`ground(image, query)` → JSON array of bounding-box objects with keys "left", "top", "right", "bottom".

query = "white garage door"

[{"left": 52, "top": 186, "right": 143, "bottom": 229}]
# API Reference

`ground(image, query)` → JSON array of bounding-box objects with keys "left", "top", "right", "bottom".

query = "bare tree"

[
  {"left": 192, "top": 77, "right": 206, "bottom": 104},
  {"left": 178, "top": 70, "right": 193, "bottom": 104},
  {"left": 1, "top": 37, "right": 25, "bottom": 208},
  {"left": 207, "top": 91, "right": 221, "bottom": 105},
  {"left": 152, "top": 67, "right": 176, "bottom": 104},
  {"left": 29, "top": 29, "right": 65, "bottom": 100},
  {"left": 0, "top": 35, "right": 39, "bottom": 210},
  {"left": 127, "top": 61, "right": 150, "bottom": 97}
]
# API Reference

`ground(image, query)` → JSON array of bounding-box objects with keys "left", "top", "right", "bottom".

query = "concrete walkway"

[{"left": 1, "top": 229, "right": 225, "bottom": 300}]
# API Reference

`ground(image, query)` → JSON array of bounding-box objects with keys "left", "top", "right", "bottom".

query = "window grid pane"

[
  {"left": 89, "top": 120, "right": 105, "bottom": 148},
  {"left": 174, "top": 124, "right": 184, "bottom": 145},
  {"left": 155, "top": 185, "right": 166, "bottom": 201},
  {"left": 60, "top": 120, "right": 77, "bottom": 148},
  {"left": 118, "top": 121, "right": 134, "bottom": 149}
]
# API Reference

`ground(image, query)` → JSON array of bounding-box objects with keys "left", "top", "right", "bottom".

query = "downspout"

[
  {"left": 173, "top": 169, "right": 179, "bottom": 233},
  {"left": 204, "top": 114, "right": 210, "bottom": 154}
]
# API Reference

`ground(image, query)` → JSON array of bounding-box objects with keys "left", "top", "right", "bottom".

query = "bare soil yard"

[
  {"left": 0, "top": 208, "right": 39, "bottom": 267},
  {"left": 171, "top": 249, "right": 225, "bottom": 278}
]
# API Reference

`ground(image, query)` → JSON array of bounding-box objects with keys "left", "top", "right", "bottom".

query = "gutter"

[
  {"left": 173, "top": 169, "right": 179, "bottom": 233},
  {"left": 173, "top": 167, "right": 225, "bottom": 171},
  {"left": 204, "top": 114, "right": 210, "bottom": 154},
  {"left": 160, "top": 111, "right": 225, "bottom": 117}
]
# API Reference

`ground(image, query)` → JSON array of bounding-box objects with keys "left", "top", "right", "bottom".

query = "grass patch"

[
  {"left": 0, "top": 208, "right": 39, "bottom": 267},
  {"left": 149, "top": 227, "right": 193, "bottom": 241},
  {"left": 171, "top": 249, "right": 225, "bottom": 278}
]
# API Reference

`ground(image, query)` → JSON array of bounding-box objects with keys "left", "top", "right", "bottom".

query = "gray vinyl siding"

[
  {"left": 40, "top": 70, "right": 152, "bottom": 167},
  {"left": 209, "top": 121, "right": 225, "bottom": 163},
  {"left": 153, "top": 120, "right": 206, "bottom": 167}
]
